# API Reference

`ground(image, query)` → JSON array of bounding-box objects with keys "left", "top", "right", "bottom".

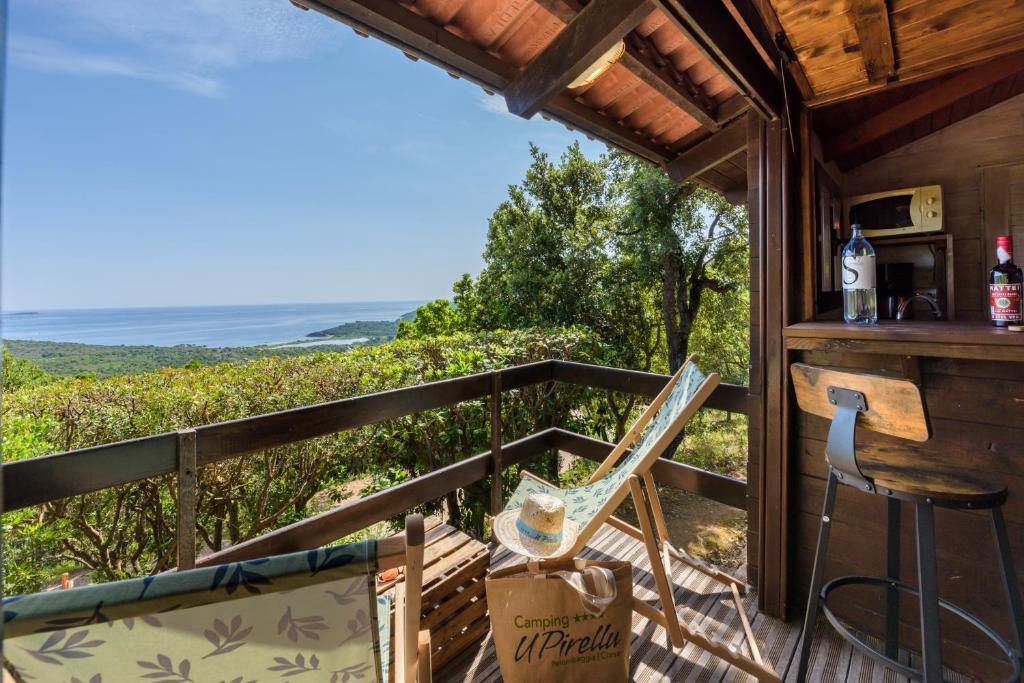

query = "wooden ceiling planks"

[
  {"left": 829, "top": 51, "right": 1024, "bottom": 159},
  {"left": 817, "top": 54, "right": 1024, "bottom": 169},
  {"left": 765, "top": 0, "right": 1024, "bottom": 105}
]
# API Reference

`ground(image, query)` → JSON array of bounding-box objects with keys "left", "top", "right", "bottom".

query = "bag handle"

[{"left": 525, "top": 560, "right": 617, "bottom": 616}]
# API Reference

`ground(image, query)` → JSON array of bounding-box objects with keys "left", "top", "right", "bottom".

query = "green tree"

[
  {"left": 609, "top": 153, "right": 749, "bottom": 375},
  {"left": 413, "top": 143, "right": 748, "bottom": 383},
  {"left": 456, "top": 143, "right": 659, "bottom": 375},
  {"left": 397, "top": 299, "right": 463, "bottom": 339}
]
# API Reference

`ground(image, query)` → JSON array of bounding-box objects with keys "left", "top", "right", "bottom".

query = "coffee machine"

[{"left": 877, "top": 263, "right": 914, "bottom": 319}]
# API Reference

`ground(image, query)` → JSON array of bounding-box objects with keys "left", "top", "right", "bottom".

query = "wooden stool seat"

[{"left": 857, "top": 447, "right": 1008, "bottom": 507}]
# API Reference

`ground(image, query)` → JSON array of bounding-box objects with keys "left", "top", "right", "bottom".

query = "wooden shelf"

[{"left": 784, "top": 320, "right": 1024, "bottom": 361}]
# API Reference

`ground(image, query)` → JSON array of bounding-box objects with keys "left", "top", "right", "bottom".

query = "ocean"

[{"left": 0, "top": 301, "right": 426, "bottom": 348}]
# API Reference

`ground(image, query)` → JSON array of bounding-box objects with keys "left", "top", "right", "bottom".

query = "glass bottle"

[
  {"left": 842, "top": 224, "right": 878, "bottom": 324},
  {"left": 989, "top": 235, "right": 1023, "bottom": 327}
]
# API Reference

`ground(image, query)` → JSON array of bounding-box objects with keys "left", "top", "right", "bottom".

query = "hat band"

[{"left": 515, "top": 516, "right": 563, "bottom": 544}]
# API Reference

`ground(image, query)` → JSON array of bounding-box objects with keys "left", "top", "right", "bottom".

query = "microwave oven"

[{"left": 844, "top": 184, "right": 943, "bottom": 238}]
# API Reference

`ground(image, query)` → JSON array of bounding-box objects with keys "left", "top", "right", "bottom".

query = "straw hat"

[{"left": 493, "top": 492, "right": 579, "bottom": 559}]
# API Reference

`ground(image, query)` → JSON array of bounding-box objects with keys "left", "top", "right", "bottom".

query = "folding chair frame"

[
  {"left": 514, "top": 355, "right": 780, "bottom": 682},
  {"left": 379, "top": 515, "right": 432, "bottom": 683}
]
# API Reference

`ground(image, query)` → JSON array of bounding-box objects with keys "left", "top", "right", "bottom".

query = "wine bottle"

[
  {"left": 989, "top": 235, "right": 1023, "bottom": 327},
  {"left": 842, "top": 224, "right": 878, "bottom": 325}
]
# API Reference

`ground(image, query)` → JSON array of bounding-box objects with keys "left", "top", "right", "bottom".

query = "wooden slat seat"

[{"left": 857, "top": 446, "right": 1008, "bottom": 507}]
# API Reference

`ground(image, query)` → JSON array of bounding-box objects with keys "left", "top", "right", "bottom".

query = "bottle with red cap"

[{"left": 989, "top": 235, "right": 1023, "bottom": 327}]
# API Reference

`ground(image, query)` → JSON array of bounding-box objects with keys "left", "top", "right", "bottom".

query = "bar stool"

[{"left": 790, "top": 363, "right": 1024, "bottom": 683}]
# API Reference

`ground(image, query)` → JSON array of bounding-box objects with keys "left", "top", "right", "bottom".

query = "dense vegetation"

[
  {"left": 2, "top": 348, "right": 54, "bottom": 391},
  {"left": 3, "top": 142, "right": 751, "bottom": 595},
  {"left": 2, "top": 339, "right": 354, "bottom": 378},
  {"left": 3, "top": 330, "right": 608, "bottom": 594}
]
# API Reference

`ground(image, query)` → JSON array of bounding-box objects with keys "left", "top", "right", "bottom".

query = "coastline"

[{"left": 2, "top": 307, "right": 420, "bottom": 379}]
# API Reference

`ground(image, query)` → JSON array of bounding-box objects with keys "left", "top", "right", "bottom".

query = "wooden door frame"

[{"left": 747, "top": 110, "right": 793, "bottom": 619}]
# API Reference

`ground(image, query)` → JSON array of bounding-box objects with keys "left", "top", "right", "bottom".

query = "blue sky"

[{"left": 2, "top": 0, "right": 605, "bottom": 311}]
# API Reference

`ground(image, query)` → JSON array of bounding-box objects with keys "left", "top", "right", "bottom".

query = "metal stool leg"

[
  {"left": 885, "top": 497, "right": 901, "bottom": 661},
  {"left": 991, "top": 507, "right": 1024, "bottom": 660},
  {"left": 915, "top": 502, "right": 943, "bottom": 683},
  {"left": 796, "top": 469, "right": 839, "bottom": 682}
]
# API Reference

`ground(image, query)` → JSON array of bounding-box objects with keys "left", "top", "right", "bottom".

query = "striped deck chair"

[
  {"left": 503, "top": 357, "right": 780, "bottom": 682},
  {"left": 2, "top": 515, "right": 431, "bottom": 683}
]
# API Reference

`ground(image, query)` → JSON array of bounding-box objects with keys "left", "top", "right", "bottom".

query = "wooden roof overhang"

[
  {"left": 752, "top": 0, "right": 1024, "bottom": 169},
  {"left": 290, "top": 0, "right": 792, "bottom": 197}
]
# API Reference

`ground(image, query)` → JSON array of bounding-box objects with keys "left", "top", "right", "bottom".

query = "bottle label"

[
  {"left": 990, "top": 283, "right": 1023, "bottom": 321},
  {"left": 842, "top": 255, "right": 875, "bottom": 290}
]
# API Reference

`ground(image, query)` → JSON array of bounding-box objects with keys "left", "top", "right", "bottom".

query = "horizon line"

[{"left": 0, "top": 299, "right": 437, "bottom": 314}]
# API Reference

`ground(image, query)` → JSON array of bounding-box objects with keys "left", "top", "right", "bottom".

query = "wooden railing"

[{"left": 1, "top": 360, "right": 749, "bottom": 570}]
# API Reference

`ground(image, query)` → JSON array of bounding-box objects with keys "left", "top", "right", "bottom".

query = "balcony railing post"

[
  {"left": 176, "top": 429, "right": 197, "bottom": 571},
  {"left": 490, "top": 372, "right": 503, "bottom": 515}
]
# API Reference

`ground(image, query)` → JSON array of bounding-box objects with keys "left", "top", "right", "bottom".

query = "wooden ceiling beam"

[
  {"left": 621, "top": 34, "right": 720, "bottom": 130},
  {"left": 666, "top": 116, "right": 747, "bottom": 183},
  {"left": 724, "top": 0, "right": 814, "bottom": 102},
  {"left": 503, "top": 0, "right": 655, "bottom": 119},
  {"left": 848, "top": 0, "right": 896, "bottom": 84},
  {"left": 296, "top": 0, "right": 675, "bottom": 165},
  {"left": 534, "top": 0, "right": 724, "bottom": 129},
  {"left": 830, "top": 50, "right": 1024, "bottom": 161},
  {"left": 657, "top": 0, "right": 783, "bottom": 120}
]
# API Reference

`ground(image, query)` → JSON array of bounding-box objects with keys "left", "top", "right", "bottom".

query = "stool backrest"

[{"left": 791, "top": 363, "right": 930, "bottom": 442}]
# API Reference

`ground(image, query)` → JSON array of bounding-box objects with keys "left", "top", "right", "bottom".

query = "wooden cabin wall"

[
  {"left": 845, "top": 93, "right": 1024, "bottom": 320},
  {"left": 787, "top": 96, "right": 1024, "bottom": 681}
]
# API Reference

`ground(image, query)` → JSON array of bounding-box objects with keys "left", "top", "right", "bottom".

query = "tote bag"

[{"left": 486, "top": 558, "right": 632, "bottom": 683}]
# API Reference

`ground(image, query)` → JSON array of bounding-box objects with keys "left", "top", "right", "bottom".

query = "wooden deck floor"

[{"left": 438, "top": 525, "right": 977, "bottom": 682}]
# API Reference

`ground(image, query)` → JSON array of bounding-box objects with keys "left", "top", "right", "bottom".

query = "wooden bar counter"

[
  {"left": 784, "top": 320, "right": 1024, "bottom": 362},
  {"left": 783, "top": 320, "right": 1024, "bottom": 680}
]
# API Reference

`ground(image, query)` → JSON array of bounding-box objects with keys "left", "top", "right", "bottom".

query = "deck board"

[{"left": 438, "top": 525, "right": 979, "bottom": 682}]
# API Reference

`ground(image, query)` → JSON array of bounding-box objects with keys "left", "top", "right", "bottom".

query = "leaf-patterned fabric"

[
  {"left": 3, "top": 541, "right": 391, "bottom": 683},
  {"left": 506, "top": 361, "right": 709, "bottom": 529}
]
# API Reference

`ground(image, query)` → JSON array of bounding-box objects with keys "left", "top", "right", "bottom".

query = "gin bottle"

[{"left": 842, "top": 224, "right": 877, "bottom": 324}]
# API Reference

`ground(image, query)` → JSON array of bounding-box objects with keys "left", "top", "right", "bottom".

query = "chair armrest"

[
  {"left": 394, "top": 582, "right": 408, "bottom": 683},
  {"left": 417, "top": 630, "right": 432, "bottom": 682}
]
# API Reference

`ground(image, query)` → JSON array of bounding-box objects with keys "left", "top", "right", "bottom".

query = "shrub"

[{"left": 2, "top": 329, "right": 610, "bottom": 594}]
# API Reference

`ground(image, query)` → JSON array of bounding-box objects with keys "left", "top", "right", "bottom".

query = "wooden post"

[
  {"left": 749, "top": 108, "right": 791, "bottom": 618},
  {"left": 545, "top": 379, "right": 559, "bottom": 483},
  {"left": 176, "top": 429, "right": 198, "bottom": 571},
  {"left": 490, "top": 372, "right": 503, "bottom": 515}
]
